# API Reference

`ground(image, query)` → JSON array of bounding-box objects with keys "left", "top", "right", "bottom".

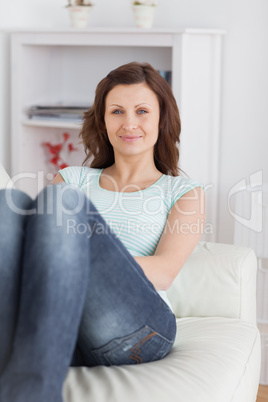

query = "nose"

[{"left": 122, "top": 113, "right": 138, "bottom": 130}]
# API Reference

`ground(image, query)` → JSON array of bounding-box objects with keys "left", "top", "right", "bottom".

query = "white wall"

[
  {"left": 0, "top": 0, "right": 267, "bottom": 244},
  {"left": 0, "top": 33, "right": 10, "bottom": 171}
]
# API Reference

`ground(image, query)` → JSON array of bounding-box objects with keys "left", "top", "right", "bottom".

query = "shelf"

[
  {"left": 11, "top": 28, "right": 225, "bottom": 49},
  {"left": 11, "top": 29, "right": 224, "bottom": 241},
  {"left": 7, "top": 27, "right": 226, "bottom": 35},
  {"left": 22, "top": 119, "right": 82, "bottom": 130}
]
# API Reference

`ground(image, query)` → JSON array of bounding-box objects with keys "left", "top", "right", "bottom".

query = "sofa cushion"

[{"left": 63, "top": 317, "right": 260, "bottom": 402}]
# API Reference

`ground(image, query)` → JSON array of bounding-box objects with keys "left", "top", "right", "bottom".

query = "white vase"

[
  {"left": 132, "top": 5, "right": 156, "bottom": 29},
  {"left": 68, "top": 6, "right": 92, "bottom": 29}
]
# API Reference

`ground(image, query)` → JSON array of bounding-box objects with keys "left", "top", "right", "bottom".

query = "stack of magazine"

[{"left": 26, "top": 104, "right": 91, "bottom": 123}]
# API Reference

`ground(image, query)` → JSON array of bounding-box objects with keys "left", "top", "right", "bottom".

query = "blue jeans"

[{"left": 0, "top": 184, "right": 176, "bottom": 402}]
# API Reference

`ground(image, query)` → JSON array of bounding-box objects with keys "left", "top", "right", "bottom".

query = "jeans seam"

[{"left": 129, "top": 331, "right": 158, "bottom": 364}]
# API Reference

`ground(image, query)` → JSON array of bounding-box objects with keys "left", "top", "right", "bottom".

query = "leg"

[
  {"left": 0, "top": 183, "right": 176, "bottom": 401},
  {"left": 0, "top": 189, "right": 33, "bottom": 375},
  {"left": 68, "top": 190, "right": 177, "bottom": 367},
  {"left": 0, "top": 185, "right": 91, "bottom": 402}
]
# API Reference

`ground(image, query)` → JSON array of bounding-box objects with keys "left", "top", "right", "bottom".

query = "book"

[{"left": 26, "top": 104, "right": 91, "bottom": 122}]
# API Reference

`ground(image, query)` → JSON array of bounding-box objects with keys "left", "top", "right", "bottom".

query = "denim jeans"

[{"left": 0, "top": 184, "right": 176, "bottom": 402}]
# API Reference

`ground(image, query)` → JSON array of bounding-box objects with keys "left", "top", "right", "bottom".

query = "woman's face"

[{"left": 104, "top": 82, "right": 160, "bottom": 160}]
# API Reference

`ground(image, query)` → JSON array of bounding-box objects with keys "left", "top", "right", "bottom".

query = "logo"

[{"left": 228, "top": 170, "right": 263, "bottom": 232}]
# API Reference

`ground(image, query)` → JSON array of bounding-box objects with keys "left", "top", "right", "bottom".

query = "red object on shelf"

[{"left": 43, "top": 132, "right": 78, "bottom": 172}]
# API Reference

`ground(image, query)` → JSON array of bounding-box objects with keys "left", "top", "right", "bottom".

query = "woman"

[{"left": 0, "top": 62, "right": 205, "bottom": 402}]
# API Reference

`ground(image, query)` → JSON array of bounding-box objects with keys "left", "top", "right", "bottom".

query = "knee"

[
  {"left": 37, "top": 183, "right": 100, "bottom": 222},
  {"left": 0, "top": 190, "right": 33, "bottom": 261},
  {"left": 0, "top": 189, "right": 33, "bottom": 237},
  {"left": 31, "top": 184, "right": 102, "bottom": 238},
  {"left": 32, "top": 184, "right": 86, "bottom": 225},
  {"left": 37, "top": 183, "right": 92, "bottom": 215},
  {"left": 0, "top": 189, "right": 33, "bottom": 215}
]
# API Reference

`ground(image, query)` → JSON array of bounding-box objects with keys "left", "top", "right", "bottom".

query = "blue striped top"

[
  {"left": 59, "top": 166, "right": 202, "bottom": 309},
  {"left": 59, "top": 166, "right": 202, "bottom": 258}
]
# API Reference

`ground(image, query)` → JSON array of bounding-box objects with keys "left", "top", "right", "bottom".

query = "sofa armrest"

[
  {"left": 166, "top": 241, "right": 257, "bottom": 325},
  {"left": 0, "top": 163, "right": 13, "bottom": 189}
]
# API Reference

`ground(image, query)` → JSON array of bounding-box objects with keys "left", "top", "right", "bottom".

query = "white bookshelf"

[
  {"left": 21, "top": 119, "right": 83, "bottom": 130},
  {"left": 10, "top": 28, "right": 224, "bottom": 242}
]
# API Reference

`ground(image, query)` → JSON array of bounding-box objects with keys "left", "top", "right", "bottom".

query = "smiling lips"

[{"left": 119, "top": 136, "right": 142, "bottom": 143}]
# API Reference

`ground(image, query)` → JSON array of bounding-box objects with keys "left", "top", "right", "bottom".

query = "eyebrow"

[{"left": 107, "top": 103, "right": 152, "bottom": 108}]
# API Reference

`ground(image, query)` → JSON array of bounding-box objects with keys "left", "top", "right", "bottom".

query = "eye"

[
  {"left": 112, "top": 109, "right": 123, "bottom": 114},
  {"left": 137, "top": 109, "right": 148, "bottom": 114}
]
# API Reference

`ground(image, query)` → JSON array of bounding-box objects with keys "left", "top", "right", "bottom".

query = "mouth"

[{"left": 119, "top": 136, "right": 142, "bottom": 143}]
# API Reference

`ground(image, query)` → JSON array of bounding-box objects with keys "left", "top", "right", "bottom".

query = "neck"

[{"left": 109, "top": 154, "right": 160, "bottom": 183}]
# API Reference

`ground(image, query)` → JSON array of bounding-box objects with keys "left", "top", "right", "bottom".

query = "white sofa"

[
  {"left": 0, "top": 163, "right": 13, "bottom": 189},
  {"left": 0, "top": 163, "right": 261, "bottom": 402}
]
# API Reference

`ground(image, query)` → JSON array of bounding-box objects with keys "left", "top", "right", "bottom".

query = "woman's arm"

[{"left": 134, "top": 186, "right": 205, "bottom": 291}]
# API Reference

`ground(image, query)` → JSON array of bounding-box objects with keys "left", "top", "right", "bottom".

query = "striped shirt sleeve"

[
  {"left": 171, "top": 176, "right": 204, "bottom": 208},
  {"left": 58, "top": 166, "right": 85, "bottom": 187}
]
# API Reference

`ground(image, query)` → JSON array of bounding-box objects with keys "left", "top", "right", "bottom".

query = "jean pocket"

[{"left": 90, "top": 325, "right": 174, "bottom": 366}]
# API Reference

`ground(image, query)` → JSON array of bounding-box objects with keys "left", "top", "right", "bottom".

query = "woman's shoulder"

[
  {"left": 58, "top": 166, "right": 102, "bottom": 187},
  {"left": 169, "top": 174, "right": 202, "bottom": 186},
  {"left": 162, "top": 174, "right": 203, "bottom": 188},
  {"left": 162, "top": 174, "right": 204, "bottom": 206}
]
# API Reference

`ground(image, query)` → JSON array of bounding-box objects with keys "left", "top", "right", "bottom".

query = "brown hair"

[{"left": 80, "top": 61, "right": 181, "bottom": 176}]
